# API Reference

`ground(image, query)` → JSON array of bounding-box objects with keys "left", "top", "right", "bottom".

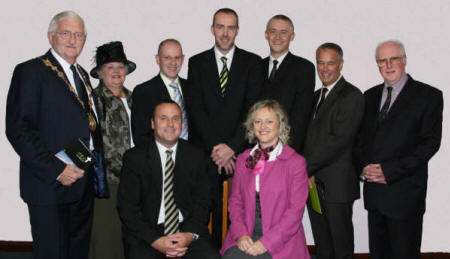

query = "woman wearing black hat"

[{"left": 89, "top": 41, "right": 136, "bottom": 259}]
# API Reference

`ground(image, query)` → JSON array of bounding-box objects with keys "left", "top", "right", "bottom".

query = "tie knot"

[
  {"left": 169, "top": 82, "right": 178, "bottom": 90},
  {"left": 221, "top": 56, "right": 227, "bottom": 64},
  {"left": 273, "top": 60, "right": 278, "bottom": 66},
  {"left": 322, "top": 88, "right": 328, "bottom": 95},
  {"left": 387, "top": 86, "right": 393, "bottom": 93},
  {"left": 70, "top": 64, "right": 77, "bottom": 72},
  {"left": 166, "top": 150, "right": 173, "bottom": 155}
]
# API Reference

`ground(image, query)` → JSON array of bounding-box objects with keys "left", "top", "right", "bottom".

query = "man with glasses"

[
  {"left": 354, "top": 40, "right": 443, "bottom": 259},
  {"left": 6, "top": 10, "right": 101, "bottom": 259},
  {"left": 132, "top": 39, "right": 190, "bottom": 146}
]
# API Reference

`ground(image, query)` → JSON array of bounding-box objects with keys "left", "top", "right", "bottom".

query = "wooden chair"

[{"left": 208, "top": 179, "right": 230, "bottom": 243}]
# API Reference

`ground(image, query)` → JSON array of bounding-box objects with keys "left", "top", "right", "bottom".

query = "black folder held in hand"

[{"left": 55, "top": 139, "right": 96, "bottom": 170}]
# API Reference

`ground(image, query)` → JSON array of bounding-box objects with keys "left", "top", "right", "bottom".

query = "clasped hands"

[
  {"left": 237, "top": 235, "right": 267, "bottom": 256},
  {"left": 151, "top": 232, "right": 193, "bottom": 258},
  {"left": 363, "top": 163, "right": 387, "bottom": 184},
  {"left": 211, "top": 143, "right": 235, "bottom": 175}
]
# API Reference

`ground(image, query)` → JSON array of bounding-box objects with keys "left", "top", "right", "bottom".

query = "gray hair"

[
  {"left": 244, "top": 100, "right": 291, "bottom": 145},
  {"left": 48, "top": 11, "right": 85, "bottom": 34},
  {"left": 266, "top": 14, "right": 294, "bottom": 33},
  {"left": 375, "top": 40, "right": 406, "bottom": 59}
]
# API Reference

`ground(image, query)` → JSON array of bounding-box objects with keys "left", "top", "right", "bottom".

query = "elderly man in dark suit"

[
  {"left": 131, "top": 39, "right": 189, "bottom": 146},
  {"left": 117, "top": 101, "right": 220, "bottom": 259},
  {"left": 6, "top": 11, "right": 102, "bottom": 259},
  {"left": 258, "top": 14, "right": 315, "bottom": 154},
  {"left": 187, "top": 8, "right": 261, "bottom": 247},
  {"left": 303, "top": 43, "right": 364, "bottom": 259},
  {"left": 354, "top": 40, "right": 443, "bottom": 259}
]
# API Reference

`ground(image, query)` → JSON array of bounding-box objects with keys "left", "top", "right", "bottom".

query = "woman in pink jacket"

[{"left": 221, "top": 100, "right": 310, "bottom": 259}]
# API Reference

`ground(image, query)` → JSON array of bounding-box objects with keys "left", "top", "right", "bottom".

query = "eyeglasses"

[
  {"left": 376, "top": 56, "right": 404, "bottom": 67},
  {"left": 55, "top": 31, "right": 86, "bottom": 40}
]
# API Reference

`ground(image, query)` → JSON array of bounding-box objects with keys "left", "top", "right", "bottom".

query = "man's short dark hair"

[
  {"left": 212, "top": 8, "right": 239, "bottom": 27},
  {"left": 266, "top": 14, "right": 294, "bottom": 33},
  {"left": 152, "top": 100, "right": 181, "bottom": 119},
  {"left": 316, "top": 42, "right": 344, "bottom": 60}
]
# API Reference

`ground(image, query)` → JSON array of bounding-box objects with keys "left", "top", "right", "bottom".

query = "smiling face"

[
  {"left": 99, "top": 62, "right": 126, "bottom": 89},
  {"left": 265, "top": 18, "right": 295, "bottom": 59},
  {"left": 376, "top": 42, "right": 407, "bottom": 85},
  {"left": 253, "top": 107, "right": 280, "bottom": 148},
  {"left": 316, "top": 48, "right": 343, "bottom": 86},
  {"left": 48, "top": 18, "right": 86, "bottom": 64},
  {"left": 156, "top": 41, "right": 184, "bottom": 81},
  {"left": 151, "top": 102, "right": 182, "bottom": 148},
  {"left": 211, "top": 12, "right": 239, "bottom": 55}
]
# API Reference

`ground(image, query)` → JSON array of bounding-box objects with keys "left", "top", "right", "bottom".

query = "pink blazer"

[{"left": 221, "top": 145, "right": 310, "bottom": 259}]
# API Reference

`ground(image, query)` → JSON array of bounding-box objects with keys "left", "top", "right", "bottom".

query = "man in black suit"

[
  {"left": 259, "top": 15, "right": 315, "bottom": 154},
  {"left": 303, "top": 43, "right": 364, "bottom": 259},
  {"left": 5, "top": 11, "right": 102, "bottom": 259},
  {"left": 117, "top": 101, "right": 220, "bottom": 259},
  {"left": 187, "top": 8, "right": 261, "bottom": 247},
  {"left": 132, "top": 39, "right": 189, "bottom": 146},
  {"left": 354, "top": 40, "right": 443, "bottom": 259}
]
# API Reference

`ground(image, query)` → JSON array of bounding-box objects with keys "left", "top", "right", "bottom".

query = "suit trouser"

[
  {"left": 28, "top": 178, "right": 94, "bottom": 259},
  {"left": 307, "top": 199, "right": 354, "bottom": 259},
  {"left": 209, "top": 160, "right": 227, "bottom": 249},
  {"left": 123, "top": 223, "right": 220, "bottom": 259},
  {"left": 368, "top": 209, "right": 423, "bottom": 259}
]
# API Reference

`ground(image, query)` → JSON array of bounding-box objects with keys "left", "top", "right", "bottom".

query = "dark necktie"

[
  {"left": 315, "top": 88, "right": 328, "bottom": 116},
  {"left": 219, "top": 56, "right": 228, "bottom": 97},
  {"left": 269, "top": 60, "right": 278, "bottom": 81},
  {"left": 70, "top": 65, "right": 89, "bottom": 107},
  {"left": 164, "top": 150, "right": 179, "bottom": 236},
  {"left": 378, "top": 86, "right": 393, "bottom": 123}
]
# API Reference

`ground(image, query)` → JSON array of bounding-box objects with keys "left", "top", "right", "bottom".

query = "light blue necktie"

[{"left": 169, "top": 82, "right": 188, "bottom": 140}]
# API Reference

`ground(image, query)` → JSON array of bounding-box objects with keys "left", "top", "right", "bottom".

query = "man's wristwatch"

[{"left": 189, "top": 232, "right": 199, "bottom": 241}]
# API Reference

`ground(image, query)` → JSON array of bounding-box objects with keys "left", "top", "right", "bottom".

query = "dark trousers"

[
  {"left": 307, "top": 199, "right": 354, "bottom": 259},
  {"left": 28, "top": 182, "right": 94, "bottom": 259},
  {"left": 208, "top": 160, "right": 228, "bottom": 249},
  {"left": 368, "top": 209, "right": 423, "bottom": 259},
  {"left": 123, "top": 223, "right": 220, "bottom": 259}
]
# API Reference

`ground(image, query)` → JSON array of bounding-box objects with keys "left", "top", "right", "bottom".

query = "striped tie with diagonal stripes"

[
  {"left": 219, "top": 56, "right": 228, "bottom": 97},
  {"left": 169, "top": 82, "right": 188, "bottom": 140},
  {"left": 163, "top": 149, "right": 179, "bottom": 236}
]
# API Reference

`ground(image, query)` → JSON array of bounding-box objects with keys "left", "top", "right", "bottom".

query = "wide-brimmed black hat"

[{"left": 90, "top": 41, "right": 136, "bottom": 79}]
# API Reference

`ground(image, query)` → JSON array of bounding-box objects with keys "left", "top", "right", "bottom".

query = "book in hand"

[
  {"left": 309, "top": 181, "right": 323, "bottom": 214},
  {"left": 55, "top": 139, "right": 96, "bottom": 170}
]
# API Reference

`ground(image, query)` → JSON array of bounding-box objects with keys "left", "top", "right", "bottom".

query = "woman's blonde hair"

[{"left": 244, "top": 99, "right": 291, "bottom": 144}]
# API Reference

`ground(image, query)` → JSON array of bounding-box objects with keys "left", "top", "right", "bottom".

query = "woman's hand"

[
  {"left": 237, "top": 235, "right": 254, "bottom": 252},
  {"left": 246, "top": 240, "right": 268, "bottom": 256}
]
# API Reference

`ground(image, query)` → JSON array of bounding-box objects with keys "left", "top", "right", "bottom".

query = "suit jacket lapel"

[
  {"left": 226, "top": 47, "right": 244, "bottom": 96},
  {"left": 314, "top": 77, "right": 346, "bottom": 120},
  {"left": 273, "top": 52, "right": 293, "bottom": 82},
  {"left": 156, "top": 74, "right": 172, "bottom": 100},
  {"left": 146, "top": 141, "right": 163, "bottom": 200},
  {"left": 204, "top": 48, "right": 222, "bottom": 99},
  {"left": 383, "top": 75, "right": 415, "bottom": 122}
]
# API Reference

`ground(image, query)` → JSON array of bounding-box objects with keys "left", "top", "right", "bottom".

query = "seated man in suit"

[
  {"left": 117, "top": 101, "right": 220, "bottom": 259},
  {"left": 354, "top": 40, "right": 443, "bottom": 259},
  {"left": 132, "top": 39, "right": 189, "bottom": 146},
  {"left": 187, "top": 8, "right": 261, "bottom": 247},
  {"left": 303, "top": 43, "right": 364, "bottom": 259},
  {"left": 258, "top": 14, "right": 315, "bottom": 154},
  {"left": 6, "top": 11, "right": 103, "bottom": 259}
]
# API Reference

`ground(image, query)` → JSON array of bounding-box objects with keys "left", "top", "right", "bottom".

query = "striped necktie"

[
  {"left": 219, "top": 56, "right": 228, "bottom": 97},
  {"left": 164, "top": 150, "right": 179, "bottom": 236},
  {"left": 169, "top": 82, "right": 188, "bottom": 140}
]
